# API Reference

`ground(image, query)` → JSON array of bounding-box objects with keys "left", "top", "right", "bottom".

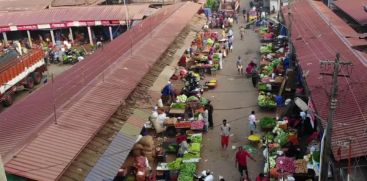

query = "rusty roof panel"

[
  {"left": 3, "top": 2, "right": 201, "bottom": 181},
  {"left": 333, "top": 0, "right": 367, "bottom": 26},
  {"left": 0, "top": 4, "right": 154, "bottom": 27},
  {"left": 51, "top": 0, "right": 105, "bottom": 7},
  {"left": 0, "top": 0, "right": 51, "bottom": 11},
  {"left": 283, "top": 0, "right": 367, "bottom": 160}
]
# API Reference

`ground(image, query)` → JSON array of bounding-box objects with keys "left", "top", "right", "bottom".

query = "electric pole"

[{"left": 319, "top": 53, "right": 352, "bottom": 181}]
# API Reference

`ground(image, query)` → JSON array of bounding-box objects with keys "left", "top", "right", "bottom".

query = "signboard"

[
  {"left": 51, "top": 23, "right": 67, "bottom": 29},
  {"left": 16, "top": 25, "right": 38, "bottom": 31}
]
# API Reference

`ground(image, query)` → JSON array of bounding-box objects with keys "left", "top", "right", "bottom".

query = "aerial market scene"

[{"left": 0, "top": 0, "right": 366, "bottom": 181}]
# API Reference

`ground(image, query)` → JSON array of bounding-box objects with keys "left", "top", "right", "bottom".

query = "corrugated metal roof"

[
  {"left": 0, "top": 4, "right": 153, "bottom": 27},
  {"left": 283, "top": 0, "right": 367, "bottom": 160},
  {"left": 51, "top": 0, "right": 105, "bottom": 7},
  {"left": 333, "top": 0, "right": 367, "bottom": 26},
  {"left": 0, "top": 0, "right": 51, "bottom": 12},
  {"left": 3, "top": 2, "right": 201, "bottom": 181},
  {"left": 84, "top": 132, "right": 136, "bottom": 181},
  {"left": 315, "top": 1, "right": 367, "bottom": 48}
]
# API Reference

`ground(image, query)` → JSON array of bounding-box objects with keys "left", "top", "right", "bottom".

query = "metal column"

[
  {"left": 87, "top": 26, "right": 93, "bottom": 46},
  {"left": 27, "top": 30, "right": 32, "bottom": 48},
  {"left": 69, "top": 27, "right": 74, "bottom": 43},
  {"left": 2, "top": 32, "right": 7, "bottom": 45},
  {"left": 50, "top": 30, "right": 56, "bottom": 46},
  {"left": 109, "top": 26, "right": 113, "bottom": 41}
]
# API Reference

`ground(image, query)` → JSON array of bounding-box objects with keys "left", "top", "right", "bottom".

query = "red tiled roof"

[
  {"left": 283, "top": 0, "right": 367, "bottom": 160},
  {"left": 333, "top": 0, "right": 367, "bottom": 26},
  {"left": 0, "top": 4, "right": 153, "bottom": 27},
  {"left": 2, "top": 2, "right": 201, "bottom": 181}
]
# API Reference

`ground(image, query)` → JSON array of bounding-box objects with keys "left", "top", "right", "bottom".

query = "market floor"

[{"left": 197, "top": 3, "right": 274, "bottom": 181}]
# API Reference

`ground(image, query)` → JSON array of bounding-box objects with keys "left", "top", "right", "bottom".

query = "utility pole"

[{"left": 319, "top": 53, "right": 352, "bottom": 181}]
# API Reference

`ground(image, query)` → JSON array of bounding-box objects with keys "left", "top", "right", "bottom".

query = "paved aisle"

[{"left": 198, "top": 1, "right": 274, "bottom": 180}]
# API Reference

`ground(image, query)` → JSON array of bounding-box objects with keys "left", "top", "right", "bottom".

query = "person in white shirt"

[
  {"left": 248, "top": 111, "right": 257, "bottom": 135},
  {"left": 220, "top": 119, "right": 231, "bottom": 149}
]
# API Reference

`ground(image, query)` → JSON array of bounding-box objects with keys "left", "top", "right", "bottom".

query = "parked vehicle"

[{"left": 0, "top": 48, "right": 46, "bottom": 106}]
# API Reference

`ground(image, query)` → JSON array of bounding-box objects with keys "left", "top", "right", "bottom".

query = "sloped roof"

[
  {"left": 333, "top": 0, "right": 367, "bottom": 26},
  {"left": 2, "top": 2, "right": 201, "bottom": 181},
  {"left": 0, "top": 0, "right": 51, "bottom": 12},
  {"left": 283, "top": 0, "right": 367, "bottom": 160},
  {"left": 51, "top": 0, "right": 105, "bottom": 7},
  {"left": 0, "top": 4, "right": 154, "bottom": 28}
]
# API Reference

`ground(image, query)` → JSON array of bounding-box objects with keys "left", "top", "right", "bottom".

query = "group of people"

[
  {"left": 217, "top": 110, "right": 266, "bottom": 180},
  {"left": 208, "top": 11, "right": 238, "bottom": 29}
]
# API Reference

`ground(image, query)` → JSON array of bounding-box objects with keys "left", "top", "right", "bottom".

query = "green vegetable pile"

[
  {"left": 260, "top": 44, "right": 273, "bottom": 54},
  {"left": 275, "top": 130, "right": 288, "bottom": 146},
  {"left": 258, "top": 92, "right": 276, "bottom": 108},
  {"left": 167, "top": 158, "right": 182, "bottom": 170},
  {"left": 258, "top": 83, "right": 268, "bottom": 91},
  {"left": 260, "top": 117, "right": 276, "bottom": 129},
  {"left": 171, "top": 103, "right": 186, "bottom": 109},
  {"left": 189, "top": 134, "right": 203, "bottom": 143},
  {"left": 189, "top": 143, "right": 201, "bottom": 152},
  {"left": 178, "top": 163, "right": 197, "bottom": 181},
  {"left": 265, "top": 132, "right": 275, "bottom": 141},
  {"left": 187, "top": 96, "right": 199, "bottom": 102},
  {"left": 183, "top": 151, "right": 200, "bottom": 160}
]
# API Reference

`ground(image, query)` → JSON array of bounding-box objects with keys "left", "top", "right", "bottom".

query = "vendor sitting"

[
  {"left": 283, "top": 142, "right": 301, "bottom": 159},
  {"left": 176, "top": 130, "right": 187, "bottom": 144},
  {"left": 177, "top": 139, "right": 191, "bottom": 157}
]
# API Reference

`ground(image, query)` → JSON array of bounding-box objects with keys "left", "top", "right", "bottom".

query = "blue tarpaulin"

[
  {"left": 280, "top": 24, "right": 288, "bottom": 36},
  {"left": 203, "top": 8, "right": 212, "bottom": 17}
]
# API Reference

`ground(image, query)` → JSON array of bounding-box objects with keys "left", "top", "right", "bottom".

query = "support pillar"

[
  {"left": 87, "top": 26, "right": 93, "bottom": 46},
  {"left": 69, "top": 27, "right": 74, "bottom": 43},
  {"left": 2, "top": 32, "right": 8, "bottom": 45},
  {"left": 109, "top": 26, "right": 113, "bottom": 41},
  {"left": 27, "top": 30, "right": 32, "bottom": 48},
  {"left": 50, "top": 30, "right": 56, "bottom": 46}
]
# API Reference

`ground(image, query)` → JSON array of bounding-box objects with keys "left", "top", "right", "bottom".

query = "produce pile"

[
  {"left": 167, "top": 158, "right": 182, "bottom": 170},
  {"left": 191, "top": 120, "right": 204, "bottom": 130},
  {"left": 189, "top": 134, "right": 203, "bottom": 143},
  {"left": 132, "top": 136, "right": 155, "bottom": 164},
  {"left": 260, "top": 43, "right": 273, "bottom": 54},
  {"left": 294, "top": 159, "right": 308, "bottom": 173},
  {"left": 274, "top": 130, "right": 288, "bottom": 146},
  {"left": 276, "top": 156, "right": 295, "bottom": 173},
  {"left": 176, "top": 94, "right": 187, "bottom": 103},
  {"left": 178, "top": 163, "right": 197, "bottom": 181},
  {"left": 171, "top": 102, "right": 186, "bottom": 109},
  {"left": 260, "top": 117, "right": 276, "bottom": 129},
  {"left": 258, "top": 92, "right": 276, "bottom": 108}
]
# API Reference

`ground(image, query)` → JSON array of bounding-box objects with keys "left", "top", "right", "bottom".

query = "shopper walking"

[
  {"left": 248, "top": 111, "right": 257, "bottom": 135},
  {"left": 251, "top": 65, "right": 259, "bottom": 87},
  {"left": 239, "top": 26, "right": 245, "bottom": 40},
  {"left": 235, "top": 147, "right": 256, "bottom": 180},
  {"left": 236, "top": 56, "right": 243, "bottom": 75},
  {"left": 206, "top": 101, "right": 214, "bottom": 129},
  {"left": 220, "top": 119, "right": 231, "bottom": 150}
]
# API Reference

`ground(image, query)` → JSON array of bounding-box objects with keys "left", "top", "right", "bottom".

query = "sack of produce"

[
  {"left": 133, "top": 143, "right": 144, "bottom": 150},
  {"left": 133, "top": 149, "right": 142, "bottom": 156},
  {"left": 139, "top": 136, "right": 154, "bottom": 147}
]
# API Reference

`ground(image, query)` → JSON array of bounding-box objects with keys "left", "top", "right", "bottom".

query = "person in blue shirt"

[{"left": 161, "top": 81, "right": 175, "bottom": 105}]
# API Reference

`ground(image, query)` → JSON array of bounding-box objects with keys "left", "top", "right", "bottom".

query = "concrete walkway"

[{"left": 198, "top": 1, "right": 274, "bottom": 180}]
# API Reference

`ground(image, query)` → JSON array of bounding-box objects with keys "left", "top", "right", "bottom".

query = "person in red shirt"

[{"left": 235, "top": 147, "right": 256, "bottom": 180}]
